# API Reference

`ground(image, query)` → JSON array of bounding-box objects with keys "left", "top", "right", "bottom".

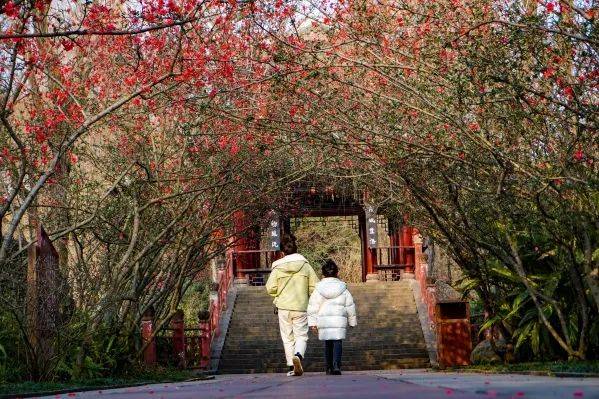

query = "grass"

[
  {"left": 456, "top": 360, "right": 599, "bottom": 374},
  {"left": 0, "top": 368, "right": 201, "bottom": 397}
]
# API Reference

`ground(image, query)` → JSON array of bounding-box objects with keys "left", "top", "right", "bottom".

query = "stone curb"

[
  {"left": 0, "top": 376, "right": 215, "bottom": 399},
  {"left": 447, "top": 368, "right": 599, "bottom": 378}
]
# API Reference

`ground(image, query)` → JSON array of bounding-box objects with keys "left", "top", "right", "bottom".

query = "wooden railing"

[
  {"left": 375, "top": 245, "right": 415, "bottom": 281},
  {"left": 232, "top": 249, "right": 279, "bottom": 286}
]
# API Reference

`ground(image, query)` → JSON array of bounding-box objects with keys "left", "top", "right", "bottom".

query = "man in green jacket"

[{"left": 266, "top": 235, "right": 319, "bottom": 376}]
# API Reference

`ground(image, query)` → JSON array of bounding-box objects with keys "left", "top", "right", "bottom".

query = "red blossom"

[
  {"left": 468, "top": 122, "right": 480, "bottom": 131},
  {"left": 3, "top": 1, "right": 19, "bottom": 17},
  {"left": 61, "top": 39, "right": 75, "bottom": 51},
  {"left": 70, "top": 152, "right": 79, "bottom": 164},
  {"left": 564, "top": 86, "right": 574, "bottom": 99},
  {"left": 542, "top": 68, "right": 555, "bottom": 79}
]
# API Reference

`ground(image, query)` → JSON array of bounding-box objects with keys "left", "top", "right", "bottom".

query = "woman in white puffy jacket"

[{"left": 307, "top": 259, "right": 357, "bottom": 375}]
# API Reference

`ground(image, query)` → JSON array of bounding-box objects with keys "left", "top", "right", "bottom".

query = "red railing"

[
  {"left": 201, "top": 250, "right": 235, "bottom": 368},
  {"left": 143, "top": 251, "right": 235, "bottom": 370},
  {"left": 414, "top": 236, "right": 436, "bottom": 324},
  {"left": 413, "top": 233, "right": 472, "bottom": 367}
]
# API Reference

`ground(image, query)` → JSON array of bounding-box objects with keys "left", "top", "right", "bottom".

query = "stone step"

[
  {"left": 219, "top": 346, "right": 427, "bottom": 355},
  {"left": 227, "top": 318, "right": 421, "bottom": 325},
  {"left": 220, "top": 353, "right": 429, "bottom": 362},
  {"left": 227, "top": 319, "right": 420, "bottom": 326},
  {"left": 237, "top": 288, "right": 413, "bottom": 293},
  {"left": 230, "top": 310, "right": 417, "bottom": 316},
  {"left": 225, "top": 324, "right": 423, "bottom": 332},
  {"left": 222, "top": 341, "right": 427, "bottom": 350},
  {"left": 228, "top": 317, "right": 419, "bottom": 323},
  {"left": 229, "top": 311, "right": 419, "bottom": 316},
  {"left": 232, "top": 304, "right": 417, "bottom": 310},
  {"left": 222, "top": 336, "right": 427, "bottom": 345},
  {"left": 224, "top": 331, "right": 424, "bottom": 339},
  {"left": 238, "top": 283, "right": 412, "bottom": 291},
  {"left": 219, "top": 358, "right": 431, "bottom": 374},
  {"left": 222, "top": 356, "right": 426, "bottom": 370},
  {"left": 233, "top": 295, "right": 415, "bottom": 301},
  {"left": 226, "top": 324, "right": 422, "bottom": 331},
  {"left": 218, "top": 282, "right": 429, "bottom": 373},
  {"left": 232, "top": 303, "right": 416, "bottom": 309},
  {"left": 235, "top": 291, "right": 415, "bottom": 297},
  {"left": 234, "top": 294, "right": 415, "bottom": 300},
  {"left": 222, "top": 337, "right": 427, "bottom": 345}
]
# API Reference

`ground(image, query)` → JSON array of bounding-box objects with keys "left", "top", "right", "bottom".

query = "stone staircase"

[{"left": 218, "top": 281, "right": 430, "bottom": 374}]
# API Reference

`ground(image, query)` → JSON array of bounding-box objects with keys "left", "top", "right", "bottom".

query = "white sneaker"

[
  {"left": 292, "top": 354, "right": 304, "bottom": 376},
  {"left": 286, "top": 370, "right": 295, "bottom": 376}
]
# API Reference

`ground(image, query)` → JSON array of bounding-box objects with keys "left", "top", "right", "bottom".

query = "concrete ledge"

[{"left": 408, "top": 279, "right": 438, "bottom": 367}]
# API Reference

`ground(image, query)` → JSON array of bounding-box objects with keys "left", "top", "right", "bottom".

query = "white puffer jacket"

[{"left": 307, "top": 278, "right": 357, "bottom": 340}]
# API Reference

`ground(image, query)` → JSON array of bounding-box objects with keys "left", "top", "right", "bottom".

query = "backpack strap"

[{"left": 274, "top": 262, "right": 307, "bottom": 298}]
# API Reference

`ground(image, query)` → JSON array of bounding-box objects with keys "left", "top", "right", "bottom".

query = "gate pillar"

[
  {"left": 232, "top": 210, "right": 260, "bottom": 282},
  {"left": 402, "top": 224, "right": 415, "bottom": 278}
]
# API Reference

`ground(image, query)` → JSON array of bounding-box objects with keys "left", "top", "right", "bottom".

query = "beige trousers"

[{"left": 277, "top": 310, "right": 308, "bottom": 366}]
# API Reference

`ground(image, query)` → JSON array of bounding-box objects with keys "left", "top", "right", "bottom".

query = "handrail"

[{"left": 198, "top": 250, "right": 235, "bottom": 369}]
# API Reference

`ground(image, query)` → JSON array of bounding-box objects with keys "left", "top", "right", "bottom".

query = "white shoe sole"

[{"left": 292, "top": 356, "right": 303, "bottom": 376}]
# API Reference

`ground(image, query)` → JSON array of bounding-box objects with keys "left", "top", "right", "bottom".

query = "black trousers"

[{"left": 325, "top": 340, "right": 343, "bottom": 369}]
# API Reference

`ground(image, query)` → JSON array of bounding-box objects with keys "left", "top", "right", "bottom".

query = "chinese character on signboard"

[
  {"left": 365, "top": 204, "right": 378, "bottom": 249},
  {"left": 268, "top": 211, "right": 281, "bottom": 251}
]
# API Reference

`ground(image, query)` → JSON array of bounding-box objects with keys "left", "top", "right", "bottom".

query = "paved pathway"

[{"left": 42, "top": 370, "right": 599, "bottom": 399}]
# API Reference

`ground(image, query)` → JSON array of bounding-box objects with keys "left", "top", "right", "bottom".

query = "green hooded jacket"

[{"left": 265, "top": 253, "right": 319, "bottom": 312}]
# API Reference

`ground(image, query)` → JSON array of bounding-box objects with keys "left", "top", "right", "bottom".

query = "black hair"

[
  {"left": 321, "top": 259, "right": 339, "bottom": 278},
  {"left": 281, "top": 234, "right": 298, "bottom": 255}
]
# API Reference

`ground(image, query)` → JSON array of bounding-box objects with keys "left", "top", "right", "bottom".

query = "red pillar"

[
  {"left": 199, "top": 316, "right": 211, "bottom": 369},
  {"left": 141, "top": 307, "right": 157, "bottom": 366},
  {"left": 388, "top": 217, "right": 400, "bottom": 265},
  {"left": 233, "top": 211, "right": 248, "bottom": 278},
  {"left": 402, "top": 226, "right": 415, "bottom": 274},
  {"left": 171, "top": 310, "right": 186, "bottom": 368}
]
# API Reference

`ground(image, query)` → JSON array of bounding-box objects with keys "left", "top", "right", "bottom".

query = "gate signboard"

[
  {"left": 365, "top": 204, "right": 378, "bottom": 249},
  {"left": 267, "top": 211, "right": 281, "bottom": 251}
]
